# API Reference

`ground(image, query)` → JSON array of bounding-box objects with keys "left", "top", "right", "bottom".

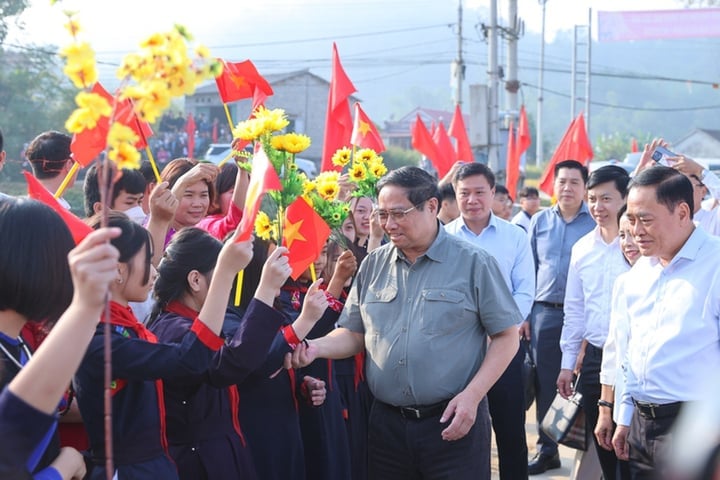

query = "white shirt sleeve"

[{"left": 560, "top": 245, "right": 585, "bottom": 370}]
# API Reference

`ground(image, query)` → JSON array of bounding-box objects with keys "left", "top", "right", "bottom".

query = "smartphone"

[{"left": 651, "top": 146, "right": 678, "bottom": 166}]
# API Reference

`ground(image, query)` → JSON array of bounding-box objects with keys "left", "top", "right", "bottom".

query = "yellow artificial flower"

[
  {"left": 255, "top": 212, "right": 274, "bottom": 240},
  {"left": 64, "top": 92, "right": 112, "bottom": 133},
  {"left": 281, "top": 133, "right": 311, "bottom": 154},
  {"left": 314, "top": 171, "right": 340, "bottom": 185},
  {"left": 355, "top": 148, "right": 377, "bottom": 164},
  {"left": 317, "top": 182, "right": 340, "bottom": 201},
  {"left": 350, "top": 163, "right": 367, "bottom": 182},
  {"left": 140, "top": 33, "right": 167, "bottom": 50},
  {"left": 253, "top": 106, "right": 289, "bottom": 133},
  {"left": 108, "top": 123, "right": 139, "bottom": 146},
  {"left": 60, "top": 42, "right": 97, "bottom": 88},
  {"left": 76, "top": 91, "right": 112, "bottom": 117},
  {"left": 303, "top": 180, "right": 316, "bottom": 196},
  {"left": 368, "top": 160, "right": 388, "bottom": 178},
  {"left": 331, "top": 147, "right": 352, "bottom": 167},
  {"left": 195, "top": 45, "right": 211, "bottom": 59},
  {"left": 271, "top": 135, "right": 285, "bottom": 151},
  {"left": 64, "top": 18, "right": 81, "bottom": 37},
  {"left": 234, "top": 118, "right": 265, "bottom": 141},
  {"left": 65, "top": 108, "right": 96, "bottom": 133}
]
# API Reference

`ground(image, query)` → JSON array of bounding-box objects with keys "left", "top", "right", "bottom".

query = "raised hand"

[
  {"left": 255, "top": 246, "right": 292, "bottom": 305},
  {"left": 148, "top": 181, "right": 179, "bottom": 224}
]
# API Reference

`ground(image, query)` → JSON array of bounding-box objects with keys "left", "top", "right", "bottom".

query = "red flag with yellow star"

[
  {"left": 215, "top": 59, "right": 274, "bottom": 106},
  {"left": 236, "top": 146, "right": 282, "bottom": 241},
  {"left": 283, "top": 196, "right": 331, "bottom": 280},
  {"left": 70, "top": 82, "right": 112, "bottom": 167},
  {"left": 321, "top": 43, "right": 357, "bottom": 172},
  {"left": 351, "top": 103, "right": 385, "bottom": 152},
  {"left": 24, "top": 171, "right": 92, "bottom": 244}
]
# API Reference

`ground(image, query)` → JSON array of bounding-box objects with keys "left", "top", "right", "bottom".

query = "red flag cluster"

[
  {"left": 538, "top": 113, "right": 593, "bottom": 196},
  {"left": 505, "top": 105, "right": 531, "bottom": 199},
  {"left": 71, "top": 82, "right": 154, "bottom": 168},
  {"left": 410, "top": 106, "right": 473, "bottom": 179}
]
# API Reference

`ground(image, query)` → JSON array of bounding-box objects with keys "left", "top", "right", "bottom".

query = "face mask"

[{"left": 124, "top": 206, "right": 146, "bottom": 225}]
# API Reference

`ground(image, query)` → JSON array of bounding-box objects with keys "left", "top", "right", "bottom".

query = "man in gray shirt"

[{"left": 293, "top": 166, "right": 520, "bottom": 480}]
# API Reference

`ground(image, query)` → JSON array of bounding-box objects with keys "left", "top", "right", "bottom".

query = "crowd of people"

[{"left": 1, "top": 126, "right": 719, "bottom": 480}]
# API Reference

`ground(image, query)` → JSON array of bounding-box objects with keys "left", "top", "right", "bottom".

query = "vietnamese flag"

[
  {"left": 351, "top": 103, "right": 385, "bottom": 152},
  {"left": 236, "top": 146, "right": 282, "bottom": 242},
  {"left": 517, "top": 105, "right": 531, "bottom": 156},
  {"left": 631, "top": 137, "right": 639, "bottom": 153},
  {"left": 185, "top": 114, "right": 196, "bottom": 159},
  {"left": 114, "top": 98, "right": 154, "bottom": 150},
  {"left": 24, "top": 171, "right": 92, "bottom": 244},
  {"left": 282, "top": 196, "right": 331, "bottom": 280},
  {"left": 70, "top": 83, "right": 113, "bottom": 167},
  {"left": 321, "top": 43, "right": 357, "bottom": 172},
  {"left": 538, "top": 114, "right": 593, "bottom": 196},
  {"left": 448, "top": 104, "right": 474, "bottom": 162},
  {"left": 505, "top": 121, "right": 519, "bottom": 198},
  {"left": 215, "top": 59, "right": 274, "bottom": 106},
  {"left": 411, "top": 115, "right": 444, "bottom": 177},
  {"left": 432, "top": 122, "right": 456, "bottom": 178}
]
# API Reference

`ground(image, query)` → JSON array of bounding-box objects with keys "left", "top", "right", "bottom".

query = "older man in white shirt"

[{"left": 611, "top": 166, "right": 720, "bottom": 479}]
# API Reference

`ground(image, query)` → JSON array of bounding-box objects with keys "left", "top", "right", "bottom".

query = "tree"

[
  {"left": 0, "top": 0, "right": 29, "bottom": 44},
  {"left": 593, "top": 132, "right": 654, "bottom": 162}
]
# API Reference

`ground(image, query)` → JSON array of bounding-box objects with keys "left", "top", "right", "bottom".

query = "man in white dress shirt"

[
  {"left": 557, "top": 165, "right": 631, "bottom": 480},
  {"left": 611, "top": 166, "right": 720, "bottom": 478}
]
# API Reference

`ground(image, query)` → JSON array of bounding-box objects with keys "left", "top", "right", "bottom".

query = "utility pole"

[
  {"left": 453, "top": 0, "right": 465, "bottom": 106},
  {"left": 505, "top": 0, "right": 519, "bottom": 115},
  {"left": 536, "top": 0, "right": 547, "bottom": 167},
  {"left": 487, "top": 0, "right": 500, "bottom": 171}
]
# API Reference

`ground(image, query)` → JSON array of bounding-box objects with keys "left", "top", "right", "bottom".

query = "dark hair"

[
  {"left": 376, "top": 166, "right": 440, "bottom": 208},
  {"left": 83, "top": 164, "right": 147, "bottom": 217},
  {"left": 139, "top": 161, "right": 158, "bottom": 185},
  {"left": 25, "top": 131, "right": 72, "bottom": 180},
  {"left": 617, "top": 204, "right": 627, "bottom": 225},
  {"left": 554, "top": 160, "right": 589, "bottom": 184},
  {"left": 148, "top": 228, "right": 222, "bottom": 325},
  {"left": 438, "top": 182, "right": 456, "bottom": 202},
  {"left": 587, "top": 165, "right": 630, "bottom": 198},
  {"left": 494, "top": 184, "right": 509, "bottom": 197},
  {"left": 519, "top": 186, "right": 539, "bottom": 199},
  {"left": 629, "top": 166, "right": 694, "bottom": 219},
  {"left": 207, "top": 162, "right": 237, "bottom": 215},
  {"left": 228, "top": 237, "right": 273, "bottom": 314},
  {"left": 0, "top": 198, "right": 74, "bottom": 323},
  {"left": 453, "top": 162, "right": 496, "bottom": 188},
  {"left": 161, "top": 158, "right": 216, "bottom": 208},
  {"left": 88, "top": 211, "right": 153, "bottom": 285}
]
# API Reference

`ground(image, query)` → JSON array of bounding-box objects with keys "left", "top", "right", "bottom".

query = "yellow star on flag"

[
  {"left": 358, "top": 120, "right": 371, "bottom": 137},
  {"left": 230, "top": 74, "right": 247, "bottom": 89},
  {"left": 283, "top": 218, "right": 306, "bottom": 249}
]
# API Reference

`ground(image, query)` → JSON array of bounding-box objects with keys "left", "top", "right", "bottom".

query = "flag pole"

[
  {"left": 144, "top": 147, "right": 162, "bottom": 184},
  {"left": 54, "top": 162, "right": 80, "bottom": 199},
  {"left": 233, "top": 270, "right": 244, "bottom": 306},
  {"left": 217, "top": 149, "right": 235, "bottom": 168},
  {"left": 310, "top": 263, "right": 317, "bottom": 283},
  {"left": 223, "top": 103, "right": 234, "bottom": 132}
]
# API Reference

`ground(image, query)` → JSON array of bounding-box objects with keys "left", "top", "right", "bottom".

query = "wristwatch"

[{"left": 597, "top": 399, "right": 614, "bottom": 409}]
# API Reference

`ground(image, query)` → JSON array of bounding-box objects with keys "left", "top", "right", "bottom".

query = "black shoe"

[{"left": 527, "top": 452, "right": 561, "bottom": 475}]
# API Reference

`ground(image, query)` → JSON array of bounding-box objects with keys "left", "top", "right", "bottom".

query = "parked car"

[
  {"left": 588, "top": 157, "right": 635, "bottom": 174},
  {"left": 203, "top": 143, "right": 317, "bottom": 178}
]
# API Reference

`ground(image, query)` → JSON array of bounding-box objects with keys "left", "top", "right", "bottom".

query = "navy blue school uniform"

[
  {"left": 73, "top": 301, "right": 225, "bottom": 480},
  {"left": 279, "top": 283, "right": 352, "bottom": 480},
  {"left": 224, "top": 304, "right": 307, "bottom": 480},
  {"left": 0, "top": 333, "right": 61, "bottom": 476},
  {"left": 149, "top": 298, "right": 284, "bottom": 480}
]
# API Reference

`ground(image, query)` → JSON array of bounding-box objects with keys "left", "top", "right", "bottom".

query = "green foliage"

[
  {"left": 382, "top": 146, "right": 420, "bottom": 171},
  {"left": 0, "top": 47, "right": 76, "bottom": 179},
  {"left": 0, "top": 0, "right": 29, "bottom": 44},
  {"left": 593, "top": 132, "right": 654, "bottom": 162}
]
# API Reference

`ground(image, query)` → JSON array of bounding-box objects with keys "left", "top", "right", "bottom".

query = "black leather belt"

[
  {"left": 633, "top": 400, "right": 683, "bottom": 419},
  {"left": 384, "top": 400, "right": 450, "bottom": 420},
  {"left": 537, "top": 301, "right": 564, "bottom": 309}
]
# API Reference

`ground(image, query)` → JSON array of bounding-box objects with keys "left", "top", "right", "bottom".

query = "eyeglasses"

[{"left": 373, "top": 201, "right": 425, "bottom": 223}]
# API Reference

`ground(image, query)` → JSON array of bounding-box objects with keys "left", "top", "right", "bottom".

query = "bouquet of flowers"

[
  {"left": 331, "top": 147, "right": 388, "bottom": 200},
  {"left": 304, "top": 171, "right": 351, "bottom": 249}
]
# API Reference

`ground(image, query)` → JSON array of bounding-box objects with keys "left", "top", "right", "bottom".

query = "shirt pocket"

[
  {"left": 420, "top": 289, "right": 470, "bottom": 335},
  {"left": 362, "top": 287, "right": 398, "bottom": 350}
]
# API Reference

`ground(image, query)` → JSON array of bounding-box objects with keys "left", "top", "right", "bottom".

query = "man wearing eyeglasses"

[
  {"left": 25, "top": 131, "right": 76, "bottom": 209},
  {"left": 292, "top": 166, "right": 521, "bottom": 480}
]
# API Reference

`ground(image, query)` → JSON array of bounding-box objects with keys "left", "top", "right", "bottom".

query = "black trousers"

[
  {"left": 368, "top": 397, "right": 491, "bottom": 480},
  {"left": 627, "top": 405, "right": 680, "bottom": 479},
  {"left": 579, "top": 343, "right": 631, "bottom": 480},
  {"left": 488, "top": 346, "right": 528, "bottom": 479}
]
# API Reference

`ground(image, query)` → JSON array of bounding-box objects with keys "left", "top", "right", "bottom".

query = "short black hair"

[
  {"left": 83, "top": 164, "right": 147, "bottom": 217},
  {"left": 438, "top": 182, "right": 456, "bottom": 202},
  {"left": 494, "top": 184, "right": 509, "bottom": 197},
  {"left": 148, "top": 227, "right": 222, "bottom": 326},
  {"left": 139, "top": 161, "right": 158, "bottom": 184},
  {"left": 518, "top": 186, "right": 539, "bottom": 199},
  {"left": 208, "top": 162, "right": 238, "bottom": 215},
  {"left": 376, "top": 166, "right": 440, "bottom": 208},
  {"left": 88, "top": 211, "right": 153, "bottom": 285},
  {"left": 453, "top": 162, "right": 496, "bottom": 188},
  {"left": 629, "top": 166, "right": 694, "bottom": 219},
  {"left": 0, "top": 198, "right": 74, "bottom": 323},
  {"left": 25, "top": 131, "right": 72, "bottom": 180},
  {"left": 554, "top": 160, "right": 589, "bottom": 184},
  {"left": 587, "top": 165, "right": 631, "bottom": 198}
]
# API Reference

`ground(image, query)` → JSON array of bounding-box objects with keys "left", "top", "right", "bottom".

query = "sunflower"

[
  {"left": 355, "top": 148, "right": 377, "bottom": 164},
  {"left": 233, "top": 118, "right": 265, "bottom": 141},
  {"left": 317, "top": 182, "right": 340, "bottom": 201},
  {"left": 254, "top": 212, "right": 275, "bottom": 241},
  {"left": 253, "top": 106, "right": 289, "bottom": 133},
  {"left": 350, "top": 163, "right": 367, "bottom": 182},
  {"left": 281, "top": 133, "right": 311, "bottom": 154},
  {"left": 331, "top": 147, "right": 352, "bottom": 167},
  {"left": 368, "top": 160, "right": 388, "bottom": 178},
  {"left": 315, "top": 171, "right": 340, "bottom": 185}
]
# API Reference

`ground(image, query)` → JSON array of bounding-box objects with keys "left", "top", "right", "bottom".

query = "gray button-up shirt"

[{"left": 338, "top": 226, "right": 522, "bottom": 407}]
